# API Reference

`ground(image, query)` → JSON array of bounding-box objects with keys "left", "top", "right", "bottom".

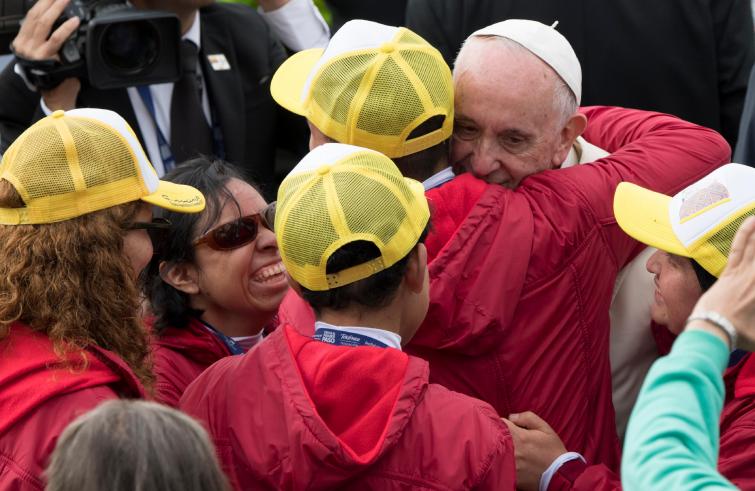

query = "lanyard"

[
  {"left": 313, "top": 328, "right": 388, "bottom": 349},
  {"left": 201, "top": 319, "right": 247, "bottom": 355},
  {"left": 136, "top": 84, "right": 226, "bottom": 173}
]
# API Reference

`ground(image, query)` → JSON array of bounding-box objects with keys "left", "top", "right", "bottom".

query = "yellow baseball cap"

[
  {"left": 271, "top": 20, "right": 453, "bottom": 159},
  {"left": 0, "top": 108, "right": 205, "bottom": 225},
  {"left": 275, "top": 143, "right": 430, "bottom": 291},
  {"left": 614, "top": 163, "right": 755, "bottom": 277}
]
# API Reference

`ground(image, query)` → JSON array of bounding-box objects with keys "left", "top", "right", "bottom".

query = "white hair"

[{"left": 454, "top": 36, "right": 578, "bottom": 126}]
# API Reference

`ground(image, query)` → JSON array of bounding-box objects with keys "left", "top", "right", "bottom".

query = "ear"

[
  {"left": 404, "top": 244, "right": 428, "bottom": 294},
  {"left": 159, "top": 261, "right": 200, "bottom": 295},
  {"left": 551, "top": 113, "right": 588, "bottom": 167}
]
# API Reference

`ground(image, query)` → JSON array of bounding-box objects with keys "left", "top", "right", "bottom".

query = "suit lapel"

[{"left": 199, "top": 10, "right": 245, "bottom": 163}]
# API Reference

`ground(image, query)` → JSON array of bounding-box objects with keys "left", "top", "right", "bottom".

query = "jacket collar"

[{"left": 153, "top": 316, "right": 233, "bottom": 363}]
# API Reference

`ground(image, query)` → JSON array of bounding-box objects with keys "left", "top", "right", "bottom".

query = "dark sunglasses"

[
  {"left": 126, "top": 217, "right": 172, "bottom": 253},
  {"left": 125, "top": 217, "right": 172, "bottom": 232},
  {"left": 193, "top": 207, "right": 274, "bottom": 251}
]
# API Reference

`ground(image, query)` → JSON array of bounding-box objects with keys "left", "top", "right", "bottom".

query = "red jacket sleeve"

[
  {"left": 475, "top": 411, "right": 517, "bottom": 490},
  {"left": 563, "top": 106, "right": 730, "bottom": 269}
]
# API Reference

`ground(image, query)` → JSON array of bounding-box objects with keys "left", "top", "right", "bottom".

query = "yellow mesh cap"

[
  {"left": 614, "top": 164, "right": 755, "bottom": 277},
  {"left": 276, "top": 143, "right": 430, "bottom": 291},
  {"left": 0, "top": 108, "right": 205, "bottom": 225},
  {"left": 271, "top": 20, "right": 453, "bottom": 159}
]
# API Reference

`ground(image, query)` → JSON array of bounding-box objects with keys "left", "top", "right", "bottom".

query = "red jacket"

[
  {"left": 410, "top": 106, "right": 728, "bottom": 471},
  {"left": 548, "top": 353, "right": 755, "bottom": 490},
  {"left": 714, "top": 353, "right": 755, "bottom": 489},
  {"left": 151, "top": 317, "right": 232, "bottom": 407},
  {"left": 180, "top": 325, "right": 516, "bottom": 490},
  {"left": 0, "top": 323, "right": 145, "bottom": 490},
  {"left": 278, "top": 107, "right": 730, "bottom": 473}
]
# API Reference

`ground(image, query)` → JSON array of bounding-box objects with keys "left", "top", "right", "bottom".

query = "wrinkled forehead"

[
  {"left": 455, "top": 36, "right": 556, "bottom": 78},
  {"left": 454, "top": 58, "right": 561, "bottom": 124}
]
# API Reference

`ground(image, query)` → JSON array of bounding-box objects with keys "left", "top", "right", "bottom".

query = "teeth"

[{"left": 253, "top": 262, "right": 286, "bottom": 282}]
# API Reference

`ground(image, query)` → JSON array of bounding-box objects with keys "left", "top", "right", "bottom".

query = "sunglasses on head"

[{"left": 193, "top": 203, "right": 275, "bottom": 251}]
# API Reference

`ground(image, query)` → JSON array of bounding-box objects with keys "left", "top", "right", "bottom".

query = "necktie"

[{"left": 170, "top": 40, "right": 214, "bottom": 165}]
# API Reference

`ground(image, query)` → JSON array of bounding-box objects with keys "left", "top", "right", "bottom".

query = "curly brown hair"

[{"left": 0, "top": 181, "right": 154, "bottom": 389}]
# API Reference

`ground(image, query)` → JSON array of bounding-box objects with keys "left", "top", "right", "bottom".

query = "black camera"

[{"left": 1, "top": 0, "right": 181, "bottom": 90}]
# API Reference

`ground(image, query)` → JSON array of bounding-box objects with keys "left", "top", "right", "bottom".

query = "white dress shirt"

[{"left": 259, "top": 0, "right": 330, "bottom": 51}]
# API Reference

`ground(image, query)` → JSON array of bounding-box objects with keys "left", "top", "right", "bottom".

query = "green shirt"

[{"left": 622, "top": 330, "right": 736, "bottom": 490}]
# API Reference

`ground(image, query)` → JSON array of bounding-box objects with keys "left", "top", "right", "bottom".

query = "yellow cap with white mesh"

[
  {"left": 271, "top": 20, "right": 453, "bottom": 159},
  {"left": 614, "top": 163, "right": 755, "bottom": 277},
  {"left": 276, "top": 143, "right": 430, "bottom": 291},
  {"left": 0, "top": 108, "right": 205, "bottom": 225}
]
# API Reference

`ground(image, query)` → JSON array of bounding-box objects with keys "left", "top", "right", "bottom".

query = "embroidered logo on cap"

[{"left": 679, "top": 181, "right": 731, "bottom": 223}]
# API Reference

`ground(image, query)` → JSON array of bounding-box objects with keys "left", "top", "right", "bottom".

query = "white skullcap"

[{"left": 470, "top": 19, "right": 582, "bottom": 105}]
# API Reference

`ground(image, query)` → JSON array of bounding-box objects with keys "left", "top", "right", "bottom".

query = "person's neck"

[
  {"left": 180, "top": 10, "right": 198, "bottom": 36},
  {"left": 318, "top": 308, "right": 403, "bottom": 341},
  {"left": 200, "top": 311, "right": 272, "bottom": 338},
  {"left": 397, "top": 156, "right": 448, "bottom": 183}
]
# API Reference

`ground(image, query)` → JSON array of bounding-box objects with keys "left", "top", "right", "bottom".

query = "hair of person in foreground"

[{"left": 45, "top": 400, "right": 230, "bottom": 491}]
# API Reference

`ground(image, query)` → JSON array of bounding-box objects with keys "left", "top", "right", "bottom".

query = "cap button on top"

[
  {"left": 380, "top": 42, "right": 395, "bottom": 54},
  {"left": 317, "top": 165, "right": 331, "bottom": 176},
  {"left": 51, "top": 110, "right": 65, "bottom": 118}
]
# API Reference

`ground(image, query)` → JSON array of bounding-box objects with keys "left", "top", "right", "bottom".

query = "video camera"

[{"left": 0, "top": 0, "right": 181, "bottom": 90}]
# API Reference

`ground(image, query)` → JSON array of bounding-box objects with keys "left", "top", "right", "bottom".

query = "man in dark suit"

[
  {"left": 0, "top": 0, "right": 309, "bottom": 196},
  {"left": 406, "top": 0, "right": 755, "bottom": 149},
  {"left": 325, "top": 0, "right": 407, "bottom": 32}
]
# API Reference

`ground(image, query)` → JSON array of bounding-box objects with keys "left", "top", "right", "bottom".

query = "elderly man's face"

[{"left": 451, "top": 41, "right": 572, "bottom": 188}]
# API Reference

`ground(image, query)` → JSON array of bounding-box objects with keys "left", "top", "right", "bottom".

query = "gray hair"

[
  {"left": 45, "top": 400, "right": 230, "bottom": 491},
  {"left": 454, "top": 36, "right": 578, "bottom": 127}
]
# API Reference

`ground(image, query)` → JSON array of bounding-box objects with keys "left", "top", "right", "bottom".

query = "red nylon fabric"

[
  {"left": 151, "top": 317, "right": 232, "bottom": 408},
  {"left": 181, "top": 325, "right": 515, "bottom": 490},
  {"left": 0, "top": 323, "right": 145, "bottom": 489},
  {"left": 408, "top": 106, "right": 729, "bottom": 471}
]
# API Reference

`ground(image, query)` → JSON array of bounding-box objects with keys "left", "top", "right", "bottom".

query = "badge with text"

[
  {"left": 313, "top": 328, "right": 388, "bottom": 348},
  {"left": 207, "top": 53, "right": 231, "bottom": 71}
]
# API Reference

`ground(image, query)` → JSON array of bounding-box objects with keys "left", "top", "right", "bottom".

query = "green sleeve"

[{"left": 622, "top": 330, "right": 736, "bottom": 491}]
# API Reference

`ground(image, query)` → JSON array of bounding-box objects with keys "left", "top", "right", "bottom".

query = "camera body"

[{"left": 5, "top": 0, "right": 182, "bottom": 90}]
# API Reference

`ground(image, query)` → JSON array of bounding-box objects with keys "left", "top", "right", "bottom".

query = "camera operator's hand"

[
  {"left": 689, "top": 216, "right": 755, "bottom": 350},
  {"left": 12, "top": 0, "right": 81, "bottom": 110},
  {"left": 258, "top": 0, "right": 290, "bottom": 12}
]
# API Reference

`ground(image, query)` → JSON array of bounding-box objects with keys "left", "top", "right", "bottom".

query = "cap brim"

[
  {"left": 271, "top": 48, "right": 324, "bottom": 116},
  {"left": 141, "top": 180, "right": 205, "bottom": 213},
  {"left": 614, "top": 182, "right": 689, "bottom": 256}
]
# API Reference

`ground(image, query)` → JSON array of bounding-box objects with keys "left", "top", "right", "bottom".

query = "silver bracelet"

[{"left": 685, "top": 311, "right": 737, "bottom": 348}]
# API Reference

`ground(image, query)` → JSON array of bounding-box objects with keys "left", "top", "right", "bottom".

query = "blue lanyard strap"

[
  {"left": 136, "top": 85, "right": 177, "bottom": 172},
  {"left": 313, "top": 328, "right": 388, "bottom": 349},
  {"left": 136, "top": 84, "right": 226, "bottom": 172},
  {"left": 201, "top": 319, "right": 246, "bottom": 355}
]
